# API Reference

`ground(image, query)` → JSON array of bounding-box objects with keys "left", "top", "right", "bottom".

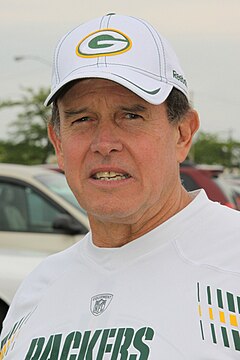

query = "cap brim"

[{"left": 44, "top": 66, "right": 174, "bottom": 106}]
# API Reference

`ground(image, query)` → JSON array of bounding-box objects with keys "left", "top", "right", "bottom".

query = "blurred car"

[
  {"left": 0, "top": 163, "right": 90, "bottom": 330},
  {"left": 180, "top": 165, "right": 238, "bottom": 210},
  {"left": 40, "top": 163, "right": 64, "bottom": 173},
  {"left": 0, "top": 249, "right": 46, "bottom": 332},
  {"left": 214, "top": 176, "right": 240, "bottom": 211},
  {"left": 0, "top": 163, "right": 89, "bottom": 253},
  {"left": 220, "top": 175, "right": 240, "bottom": 210}
]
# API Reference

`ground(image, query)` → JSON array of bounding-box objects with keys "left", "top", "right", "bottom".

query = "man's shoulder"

[
  {"left": 2, "top": 235, "right": 88, "bottom": 335},
  {"left": 176, "top": 200, "right": 240, "bottom": 274},
  {"left": 22, "top": 237, "right": 83, "bottom": 286},
  {"left": 18, "top": 237, "right": 85, "bottom": 288}
]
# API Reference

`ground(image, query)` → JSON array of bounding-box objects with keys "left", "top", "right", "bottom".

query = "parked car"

[
  {"left": 0, "top": 163, "right": 89, "bottom": 253},
  {"left": 0, "top": 163, "right": 90, "bottom": 330},
  {"left": 220, "top": 176, "right": 240, "bottom": 211},
  {"left": 180, "top": 165, "right": 238, "bottom": 210},
  {"left": 214, "top": 176, "right": 240, "bottom": 211}
]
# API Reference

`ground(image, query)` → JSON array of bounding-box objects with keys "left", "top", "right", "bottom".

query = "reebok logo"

[
  {"left": 76, "top": 29, "right": 132, "bottom": 58},
  {"left": 173, "top": 70, "right": 187, "bottom": 87}
]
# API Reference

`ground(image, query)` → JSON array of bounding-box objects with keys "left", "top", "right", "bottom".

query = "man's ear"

[
  {"left": 48, "top": 125, "right": 65, "bottom": 171},
  {"left": 176, "top": 110, "right": 200, "bottom": 163}
]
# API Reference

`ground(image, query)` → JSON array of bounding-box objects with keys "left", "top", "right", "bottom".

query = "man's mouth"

[{"left": 92, "top": 171, "right": 131, "bottom": 181}]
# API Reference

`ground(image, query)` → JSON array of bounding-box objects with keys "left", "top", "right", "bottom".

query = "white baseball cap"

[{"left": 45, "top": 13, "right": 188, "bottom": 106}]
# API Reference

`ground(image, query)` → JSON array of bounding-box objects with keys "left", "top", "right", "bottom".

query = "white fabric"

[{"left": 1, "top": 190, "right": 240, "bottom": 359}]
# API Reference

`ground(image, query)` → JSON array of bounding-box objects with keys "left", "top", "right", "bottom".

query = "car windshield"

[{"left": 35, "top": 172, "right": 86, "bottom": 214}]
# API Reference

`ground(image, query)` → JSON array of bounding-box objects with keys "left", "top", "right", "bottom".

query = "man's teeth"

[{"left": 93, "top": 171, "right": 130, "bottom": 181}]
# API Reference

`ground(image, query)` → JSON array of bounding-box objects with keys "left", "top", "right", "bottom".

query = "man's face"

[{"left": 51, "top": 79, "right": 186, "bottom": 225}]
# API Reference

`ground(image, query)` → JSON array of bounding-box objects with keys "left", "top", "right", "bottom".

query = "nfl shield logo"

[{"left": 90, "top": 293, "right": 113, "bottom": 316}]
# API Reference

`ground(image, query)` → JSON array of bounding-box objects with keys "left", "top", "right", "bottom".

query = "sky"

[{"left": 1, "top": 0, "right": 240, "bottom": 140}]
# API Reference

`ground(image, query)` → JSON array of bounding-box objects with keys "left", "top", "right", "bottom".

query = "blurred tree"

[
  {"left": 189, "top": 132, "right": 240, "bottom": 168},
  {"left": 0, "top": 87, "right": 54, "bottom": 164}
]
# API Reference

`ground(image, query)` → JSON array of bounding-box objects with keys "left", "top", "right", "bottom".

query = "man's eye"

[
  {"left": 125, "top": 113, "right": 141, "bottom": 120},
  {"left": 72, "top": 117, "right": 91, "bottom": 124}
]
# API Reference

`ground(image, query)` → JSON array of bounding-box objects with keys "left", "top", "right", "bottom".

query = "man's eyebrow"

[
  {"left": 63, "top": 107, "right": 88, "bottom": 118},
  {"left": 63, "top": 104, "right": 147, "bottom": 118},
  {"left": 119, "top": 104, "right": 147, "bottom": 112}
]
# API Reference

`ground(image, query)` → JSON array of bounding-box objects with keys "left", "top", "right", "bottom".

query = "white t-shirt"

[{"left": 1, "top": 190, "right": 240, "bottom": 359}]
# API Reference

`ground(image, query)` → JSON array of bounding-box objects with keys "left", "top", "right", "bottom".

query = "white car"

[{"left": 0, "top": 163, "right": 90, "bottom": 331}]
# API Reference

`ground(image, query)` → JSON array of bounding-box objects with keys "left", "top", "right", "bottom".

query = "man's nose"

[{"left": 90, "top": 122, "right": 123, "bottom": 156}]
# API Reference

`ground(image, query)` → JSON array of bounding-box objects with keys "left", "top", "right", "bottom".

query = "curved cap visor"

[{"left": 44, "top": 67, "right": 174, "bottom": 106}]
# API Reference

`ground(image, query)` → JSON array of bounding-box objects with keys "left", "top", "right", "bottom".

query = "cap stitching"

[
  {"left": 102, "top": 62, "right": 163, "bottom": 79},
  {"left": 55, "top": 63, "right": 168, "bottom": 85},
  {"left": 104, "top": 14, "right": 113, "bottom": 67},
  {"left": 129, "top": 16, "right": 163, "bottom": 78},
  {"left": 154, "top": 31, "right": 167, "bottom": 80},
  {"left": 97, "top": 15, "right": 107, "bottom": 67},
  {"left": 55, "top": 25, "right": 83, "bottom": 84},
  {"left": 97, "top": 13, "right": 115, "bottom": 68}
]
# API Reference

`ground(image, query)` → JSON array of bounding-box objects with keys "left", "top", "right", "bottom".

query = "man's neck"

[{"left": 88, "top": 187, "right": 192, "bottom": 248}]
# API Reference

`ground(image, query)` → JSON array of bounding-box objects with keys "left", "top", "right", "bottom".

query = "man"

[{"left": 1, "top": 13, "right": 240, "bottom": 359}]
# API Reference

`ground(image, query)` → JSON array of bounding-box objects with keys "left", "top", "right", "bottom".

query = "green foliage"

[
  {"left": 190, "top": 132, "right": 240, "bottom": 168},
  {"left": 0, "top": 87, "right": 54, "bottom": 164},
  {"left": 0, "top": 140, "right": 48, "bottom": 165}
]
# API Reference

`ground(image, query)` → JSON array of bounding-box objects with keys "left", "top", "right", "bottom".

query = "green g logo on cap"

[{"left": 76, "top": 29, "right": 132, "bottom": 58}]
